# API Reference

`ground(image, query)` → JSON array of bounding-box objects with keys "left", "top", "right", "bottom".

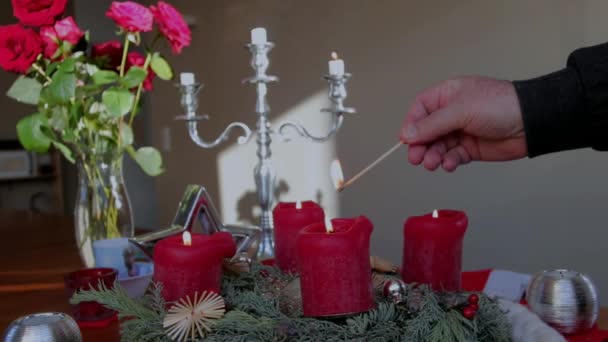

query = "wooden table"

[
  {"left": 1, "top": 209, "right": 607, "bottom": 341},
  {"left": 0, "top": 210, "right": 119, "bottom": 341}
]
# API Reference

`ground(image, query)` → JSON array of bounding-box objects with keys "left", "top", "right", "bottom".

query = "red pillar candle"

[
  {"left": 402, "top": 210, "right": 468, "bottom": 291},
  {"left": 296, "top": 216, "right": 375, "bottom": 317},
  {"left": 153, "top": 231, "right": 236, "bottom": 302},
  {"left": 273, "top": 201, "right": 324, "bottom": 273}
]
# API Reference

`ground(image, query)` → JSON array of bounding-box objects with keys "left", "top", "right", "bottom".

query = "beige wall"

[{"left": 149, "top": 0, "right": 608, "bottom": 302}]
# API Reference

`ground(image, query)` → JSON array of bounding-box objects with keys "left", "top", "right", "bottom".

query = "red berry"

[
  {"left": 468, "top": 293, "right": 479, "bottom": 305},
  {"left": 470, "top": 303, "right": 479, "bottom": 311},
  {"left": 462, "top": 306, "right": 476, "bottom": 320}
]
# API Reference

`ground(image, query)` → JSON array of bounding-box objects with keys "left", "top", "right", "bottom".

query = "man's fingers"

[
  {"left": 408, "top": 145, "right": 427, "bottom": 165},
  {"left": 422, "top": 141, "right": 447, "bottom": 171},
  {"left": 442, "top": 145, "right": 472, "bottom": 172}
]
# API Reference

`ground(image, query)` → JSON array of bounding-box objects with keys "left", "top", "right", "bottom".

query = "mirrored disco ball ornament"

[
  {"left": 3, "top": 312, "right": 82, "bottom": 342},
  {"left": 383, "top": 279, "right": 407, "bottom": 304},
  {"left": 526, "top": 269, "right": 599, "bottom": 335}
]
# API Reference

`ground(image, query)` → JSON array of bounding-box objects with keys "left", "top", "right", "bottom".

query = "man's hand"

[{"left": 400, "top": 76, "right": 527, "bottom": 172}]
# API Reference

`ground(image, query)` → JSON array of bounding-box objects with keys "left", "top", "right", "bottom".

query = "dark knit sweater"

[{"left": 513, "top": 42, "right": 608, "bottom": 157}]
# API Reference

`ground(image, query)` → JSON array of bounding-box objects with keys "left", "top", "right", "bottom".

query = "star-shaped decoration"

[{"left": 131, "top": 185, "right": 261, "bottom": 262}]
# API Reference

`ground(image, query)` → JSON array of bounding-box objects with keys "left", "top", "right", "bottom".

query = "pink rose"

[
  {"left": 0, "top": 24, "right": 42, "bottom": 74},
  {"left": 106, "top": 1, "right": 153, "bottom": 33},
  {"left": 91, "top": 40, "right": 123, "bottom": 70},
  {"left": 40, "top": 26, "right": 59, "bottom": 58},
  {"left": 40, "top": 16, "right": 84, "bottom": 59},
  {"left": 11, "top": 0, "right": 68, "bottom": 27},
  {"left": 150, "top": 1, "right": 191, "bottom": 55},
  {"left": 54, "top": 17, "right": 84, "bottom": 45},
  {"left": 126, "top": 52, "right": 154, "bottom": 91}
]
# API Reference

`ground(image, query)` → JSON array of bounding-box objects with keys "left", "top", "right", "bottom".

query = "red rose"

[
  {"left": 40, "top": 16, "right": 84, "bottom": 59},
  {"left": 40, "top": 25, "right": 59, "bottom": 59},
  {"left": 0, "top": 24, "right": 42, "bottom": 73},
  {"left": 54, "top": 17, "right": 84, "bottom": 45},
  {"left": 126, "top": 52, "right": 154, "bottom": 91},
  {"left": 92, "top": 40, "right": 123, "bottom": 70},
  {"left": 106, "top": 1, "right": 153, "bottom": 33},
  {"left": 11, "top": 0, "right": 68, "bottom": 27},
  {"left": 150, "top": 1, "right": 191, "bottom": 55}
]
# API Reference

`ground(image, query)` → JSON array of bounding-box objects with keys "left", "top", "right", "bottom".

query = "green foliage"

[
  {"left": 16, "top": 113, "right": 51, "bottom": 152},
  {"left": 6, "top": 77, "right": 42, "bottom": 105},
  {"left": 151, "top": 53, "right": 173, "bottom": 80},
  {"left": 128, "top": 146, "right": 164, "bottom": 176},
  {"left": 122, "top": 66, "right": 148, "bottom": 88},
  {"left": 93, "top": 70, "right": 119, "bottom": 85},
  {"left": 47, "top": 68, "right": 76, "bottom": 104},
  {"left": 73, "top": 262, "right": 511, "bottom": 342},
  {"left": 102, "top": 87, "right": 135, "bottom": 117}
]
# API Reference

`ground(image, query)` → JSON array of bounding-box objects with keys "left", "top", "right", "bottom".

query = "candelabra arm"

[
  {"left": 176, "top": 82, "right": 253, "bottom": 148},
  {"left": 185, "top": 119, "right": 252, "bottom": 149},
  {"left": 275, "top": 73, "right": 355, "bottom": 143},
  {"left": 276, "top": 114, "right": 344, "bottom": 143}
]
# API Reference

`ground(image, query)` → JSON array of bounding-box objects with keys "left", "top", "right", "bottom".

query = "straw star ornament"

[{"left": 163, "top": 291, "right": 226, "bottom": 341}]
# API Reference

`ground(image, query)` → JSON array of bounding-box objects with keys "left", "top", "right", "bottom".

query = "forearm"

[{"left": 513, "top": 42, "right": 608, "bottom": 157}]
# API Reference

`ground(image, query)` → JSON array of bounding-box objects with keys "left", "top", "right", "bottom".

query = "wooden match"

[{"left": 338, "top": 141, "right": 404, "bottom": 192}]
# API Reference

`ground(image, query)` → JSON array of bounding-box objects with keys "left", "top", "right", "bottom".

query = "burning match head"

[{"left": 330, "top": 159, "right": 345, "bottom": 191}]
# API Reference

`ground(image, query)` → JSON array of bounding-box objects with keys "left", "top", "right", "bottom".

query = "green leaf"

[
  {"left": 102, "top": 87, "right": 134, "bottom": 117},
  {"left": 7, "top": 77, "right": 42, "bottom": 105},
  {"left": 128, "top": 146, "right": 163, "bottom": 176},
  {"left": 119, "top": 122, "right": 134, "bottom": 146},
  {"left": 84, "top": 63, "right": 100, "bottom": 76},
  {"left": 150, "top": 53, "right": 173, "bottom": 80},
  {"left": 53, "top": 141, "right": 75, "bottom": 163},
  {"left": 16, "top": 113, "right": 51, "bottom": 153},
  {"left": 47, "top": 71, "right": 76, "bottom": 104},
  {"left": 58, "top": 58, "right": 77, "bottom": 73},
  {"left": 121, "top": 66, "right": 147, "bottom": 88},
  {"left": 92, "top": 70, "right": 119, "bottom": 85},
  {"left": 49, "top": 106, "right": 69, "bottom": 131}
]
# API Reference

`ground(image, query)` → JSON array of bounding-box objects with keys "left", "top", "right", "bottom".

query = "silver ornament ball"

[
  {"left": 383, "top": 279, "right": 407, "bottom": 304},
  {"left": 526, "top": 269, "right": 599, "bottom": 335}
]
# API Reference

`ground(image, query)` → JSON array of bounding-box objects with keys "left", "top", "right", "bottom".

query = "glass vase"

[{"left": 74, "top": 151, "right": 134, "bottom": 267}]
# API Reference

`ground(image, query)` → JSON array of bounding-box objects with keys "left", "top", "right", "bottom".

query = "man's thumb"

[{"left": 402, "top": 107, "right": 463, "bottom": 144}]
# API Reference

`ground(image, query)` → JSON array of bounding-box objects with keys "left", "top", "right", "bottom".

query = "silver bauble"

[
  {"left": 526, "top": 269, "right": 599, "bottom": 335},
  {"left": 383, "top": 279, "right": 407, "bottom": 304}
]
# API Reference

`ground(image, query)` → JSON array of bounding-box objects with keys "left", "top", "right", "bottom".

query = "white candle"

[
  {"left": 432, "top": 210, "right": 439, "bottom": 218},
  {"left": 328, "top": 52, "right": 345, "bottom": 76},
  {"left": 251, "top": 27, "right": 267, "bottom": 45},
  {"left": 182, "top": 231, "right": 192, "bottom": 246},
  {"left": 296, "top": 201, "right": 302, "bottom": 210},
  {"left": 180, "top": 72, "right": 195, "bottom": 86}
]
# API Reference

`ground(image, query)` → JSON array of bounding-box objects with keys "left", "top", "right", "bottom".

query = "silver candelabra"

[{"left": 175, "top": 27, "right": 356, "bottom": 260}]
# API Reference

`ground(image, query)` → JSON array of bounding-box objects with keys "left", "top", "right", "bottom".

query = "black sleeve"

[{"left": 513, "top": 42, "right": 608, "bottom": 157}]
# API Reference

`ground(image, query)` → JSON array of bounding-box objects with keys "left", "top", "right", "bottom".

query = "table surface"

[{"left": 1, "top": 209, "right": 607, "bottom": 342}]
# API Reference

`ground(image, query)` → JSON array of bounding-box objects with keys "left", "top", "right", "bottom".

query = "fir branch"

[{"left": 70, "top": 280, "right": 157, "bottom": 321}]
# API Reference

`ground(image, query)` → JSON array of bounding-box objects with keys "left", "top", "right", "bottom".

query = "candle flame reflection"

[
  {"left": 325, "top": 217, "right": 334, "bottom": 233},
  {"left": 183, "top": 231, "right": 192, "bottom": 246},
  {"left": 296, "top": 201, "right": 302, "bottom": 210},
  {"left": 432, "top": 210, "right": 439, "bottom": 218},
  {"left": 330, "top": 159, "right": 344, "bottom": 190}
]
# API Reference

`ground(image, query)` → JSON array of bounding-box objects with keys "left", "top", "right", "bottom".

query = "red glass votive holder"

[{"left": 64, "top": 268, "right": 117, "bottom": 323}]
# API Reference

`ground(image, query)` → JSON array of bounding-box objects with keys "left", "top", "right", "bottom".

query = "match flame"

[
  {"left": 330, "top": 159, "right": 344, "bottom": 190},
  {"left": 331, "top": 51, "right": 339, "bottom": 60},
  {"left": 296, "top": 201, "right": 302, "bottom": 210},
  {"left": 432, "top": 210, "right": 439, "bottom": 218},
  {"left": 325, "top": 217, "right": 334, "bottom": 233},
  {"left": 183, "top": 231, "right": 192, "bottom": 246}
]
